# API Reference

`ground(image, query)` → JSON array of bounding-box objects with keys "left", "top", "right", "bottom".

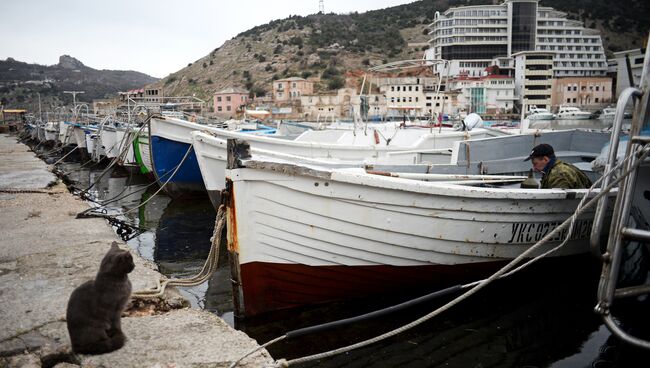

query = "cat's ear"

[{"left": 111, "top": 241, "right": 119, "bottom": 250}]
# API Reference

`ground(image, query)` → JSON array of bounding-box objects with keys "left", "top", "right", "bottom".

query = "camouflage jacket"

[{"left": 540, "top": 160, "right": 592, "bottom": 189}]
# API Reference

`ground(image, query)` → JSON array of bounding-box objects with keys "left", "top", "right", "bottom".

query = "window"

[
  {"left": 566, "top": 86, "right": 571, "bottom": 92},
  {"left": 292, "top": 83, "right": 297, "bottom": 88},
  {"left": 409, "top": 86, "right": 412, "bottom": 92},
  {"left": 572, "top": 98, "right": 577, "bottom": 103},
  {"left": 226, "top": 96, "right": 231, "bottom": 102},
  {"left": 227, "top": 106, "right": 231, "bottom": 111},
  {"left": 391, "top": 86, "right": 395, "bottom": 91},
  {"left": 217, "top": 97, "right": 222, "bottom": 102},
  {"left": 596, "top": 86, "right": 600, "bottom": 91},
  {"left": 397, "top": 86, "right": 401, "bottom": 91},
  {"left": 595, "top": 98, "right": 599, "bottom": 103},
  {"left": 217, "top": 106, "right": 222, "bottom": 112}
]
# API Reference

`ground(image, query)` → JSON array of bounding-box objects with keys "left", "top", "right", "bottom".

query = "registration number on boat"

[{"left": 507, "top": 219, "right": 593, "bottom": 244}]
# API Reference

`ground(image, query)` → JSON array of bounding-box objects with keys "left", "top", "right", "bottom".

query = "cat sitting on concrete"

[{"left": 66, "top": 241, "right": 135, "bottom": 354}]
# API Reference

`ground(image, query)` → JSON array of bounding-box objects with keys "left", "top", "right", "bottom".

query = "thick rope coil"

[{"left": 132, "top": 204, "right": 226, "bottom": 298}]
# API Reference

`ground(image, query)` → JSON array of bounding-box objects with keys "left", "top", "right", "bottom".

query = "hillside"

[
  {"left": 154, "top": 0, "right": 649, "bottom": 104},
  {"left": 0, "top": 55, "right": 158, "bottom": 112}
]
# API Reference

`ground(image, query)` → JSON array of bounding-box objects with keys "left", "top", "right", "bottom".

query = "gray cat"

[{"left": 66, "top": 242, "right": 135, "bottom": 354}]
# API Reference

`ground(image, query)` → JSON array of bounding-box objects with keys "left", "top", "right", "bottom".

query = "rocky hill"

[
  {"left": 151, "top": 0, "right": 649, "bottom": 105},
  {"left": 0, "top": 55, "right": 158, "bottom": 112}
]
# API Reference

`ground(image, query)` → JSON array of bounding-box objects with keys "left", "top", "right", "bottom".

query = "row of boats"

[
  {"left": 527, "top": 105, "right": 630, "bottom": 121},
  {"left": 24, "top": 112, "right": 632, "bottom": 317}
]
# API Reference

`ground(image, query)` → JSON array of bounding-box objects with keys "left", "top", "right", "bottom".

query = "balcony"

[
  {"left": 525, "top": 69, "right": 553, "bottom": 76},
  {"left": 524, "top": 88, "right": 552, "bottom": 96},
  {"left": 525, "top": 79, "right": 553, "bottom": 86}
]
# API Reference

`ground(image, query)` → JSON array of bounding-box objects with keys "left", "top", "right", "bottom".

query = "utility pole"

[
  {"left": 63, "top": 90, "right": 84, "bottom": 111},
  {"left": 37, "top": 92, "right": 42, "bottom": 121},
  {"left": 319, "top": 0, "right": 324, "bottom": 14}
]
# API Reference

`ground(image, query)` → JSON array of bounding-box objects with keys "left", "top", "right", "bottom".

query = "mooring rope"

[
  {"left": 229, "top": 145, "right": 650, "bottom": 368},
  {"left": 50, "top": 145, "right": 79, "bottom": 167},
  {"left": 132, "top": 204, "right": 226, "bottom": 298},
  {"left": 121, "top": 143, "right": 193, "bottom": 215}
]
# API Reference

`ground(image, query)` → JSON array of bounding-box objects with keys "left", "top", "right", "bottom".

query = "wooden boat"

[
  {"left": 222, "top": 131, "right": 614, "bottom": 317},
  {"left": 190, "top": 125, "right": 503, "bottom": 206}
]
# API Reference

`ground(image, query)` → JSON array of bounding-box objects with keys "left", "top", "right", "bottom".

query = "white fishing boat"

[
  {"left": 70, "top": 123, "right": 89, "bottom": 153},
  {"left": 188, "top": 118, "right": 503, "bottom": 205},
  {"left": 527, "top": 106, "right": 555, "bottom": 121},
  {"left": 43, "top": 121, "right": 59, "bottom": 144},
  {"left": 223, "top": 145, "right": 616, "bottom": 316},
  {"left": 556, "top": 106, "right": 592, "bottom": 120}
]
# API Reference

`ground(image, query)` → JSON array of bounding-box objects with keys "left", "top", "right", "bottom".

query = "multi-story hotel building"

[{"left": 428, "top": 0, "right": 608, "bottom": 78}]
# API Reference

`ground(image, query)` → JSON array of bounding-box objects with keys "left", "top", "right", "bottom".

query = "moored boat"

[
  {"left": 556, "top": 105, "right": 592, "bottom": 120},
  {"left": 527, "top": 106, "right": 555, "bottom": 121},
  {"left": 224, "top": 150, "right": 616, "bottom": 317}
]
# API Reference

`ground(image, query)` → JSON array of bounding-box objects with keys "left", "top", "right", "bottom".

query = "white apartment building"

[
  {"left": 428, "top": 0, "right": 607, "bottom": 78},
  {"left": 513, "top": 51, "right": 554, "bottom": 109},
  {"left": 300, "top": 88, "right": 387, "bottom": 120},
  {"left": 447, "top": 75, "right": 517, "bottom": 115}
]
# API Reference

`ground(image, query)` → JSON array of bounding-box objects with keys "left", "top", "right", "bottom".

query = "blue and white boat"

[{"left": 148, "top": 116, "right": 283, "bottom": 197}]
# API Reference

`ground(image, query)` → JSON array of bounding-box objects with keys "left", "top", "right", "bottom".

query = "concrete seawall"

[{"left": 0, "top": 134, "right": 273, "bottom": 367}]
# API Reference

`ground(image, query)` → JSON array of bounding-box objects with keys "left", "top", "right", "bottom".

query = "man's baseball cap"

[{"left": 524, "top": 143, "right": 555, "bottom": 161}]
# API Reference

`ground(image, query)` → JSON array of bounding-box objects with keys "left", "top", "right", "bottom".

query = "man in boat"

[{"left": 525, "top": 143, "right": 592, "bottom": 189}]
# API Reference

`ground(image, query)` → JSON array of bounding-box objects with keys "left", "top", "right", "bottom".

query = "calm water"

[{"left": 37, "top": 128, "right": 650, "bottom": 367}]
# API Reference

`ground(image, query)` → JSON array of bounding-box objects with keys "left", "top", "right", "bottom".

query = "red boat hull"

[{"left": 238, "top": 260, "right": 512, "bottom": 317}]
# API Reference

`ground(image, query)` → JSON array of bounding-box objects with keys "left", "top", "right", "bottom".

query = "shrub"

[{"left": 327, "top": 76, "right": 345, "bottom": 90}]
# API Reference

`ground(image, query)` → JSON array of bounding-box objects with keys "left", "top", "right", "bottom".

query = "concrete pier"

[{"left": 0, "top": 134, "right": 273, "bottom": 367}]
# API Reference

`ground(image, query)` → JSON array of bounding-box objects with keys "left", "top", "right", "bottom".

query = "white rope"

[
  {"left": 132, "top": 204, "right": 226, "bottom": 297},
  {"left": 256, "top": 145, "right": 650, "bottom": 367},
  {"left": 228, "top": 335, "right": 287, "bottom": 368}
]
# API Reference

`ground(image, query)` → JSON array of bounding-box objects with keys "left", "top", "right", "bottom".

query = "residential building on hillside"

[
  {"left": 428, "top": 0, "right": 607, "bottom": 78},
  {"left": 273, "top": 77, "right": 314, "bottom": 103},
  {"left": 214, "top": 87, "right": 249, "bottom": 116},
  {"left": 144, "top": 87, "right": 164, "bottom": 103},
  {"left": 300, "top": 88, "right": 386, "bottom": 120},
  {"left": 551, "top": 77, "right": 612, "bottom": 108},
  {"left": 447, "top": 75, "right": 516, "bottom": 115}
]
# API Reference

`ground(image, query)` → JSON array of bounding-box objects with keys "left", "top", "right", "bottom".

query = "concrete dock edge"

[{"left": 0, "top": 134, "right": 273, "bottom": 367}]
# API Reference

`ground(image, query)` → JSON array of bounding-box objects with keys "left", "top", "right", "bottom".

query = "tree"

[{"left": 327, "top": 76, "right": 345, "bottom": 90}]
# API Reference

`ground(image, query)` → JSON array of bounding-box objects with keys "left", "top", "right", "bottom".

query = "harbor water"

[{"left": 37, "top": 119, "right": 650, "bottom": 366}]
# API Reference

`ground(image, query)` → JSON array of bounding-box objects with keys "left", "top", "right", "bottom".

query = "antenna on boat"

[{"left": 319, "top": 0, "right": 324, "bottom": 13}]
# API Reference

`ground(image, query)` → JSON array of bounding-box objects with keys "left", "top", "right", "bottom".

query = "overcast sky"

[{"left": 0, "top": 0, "right": 418, "bottom": 78}]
